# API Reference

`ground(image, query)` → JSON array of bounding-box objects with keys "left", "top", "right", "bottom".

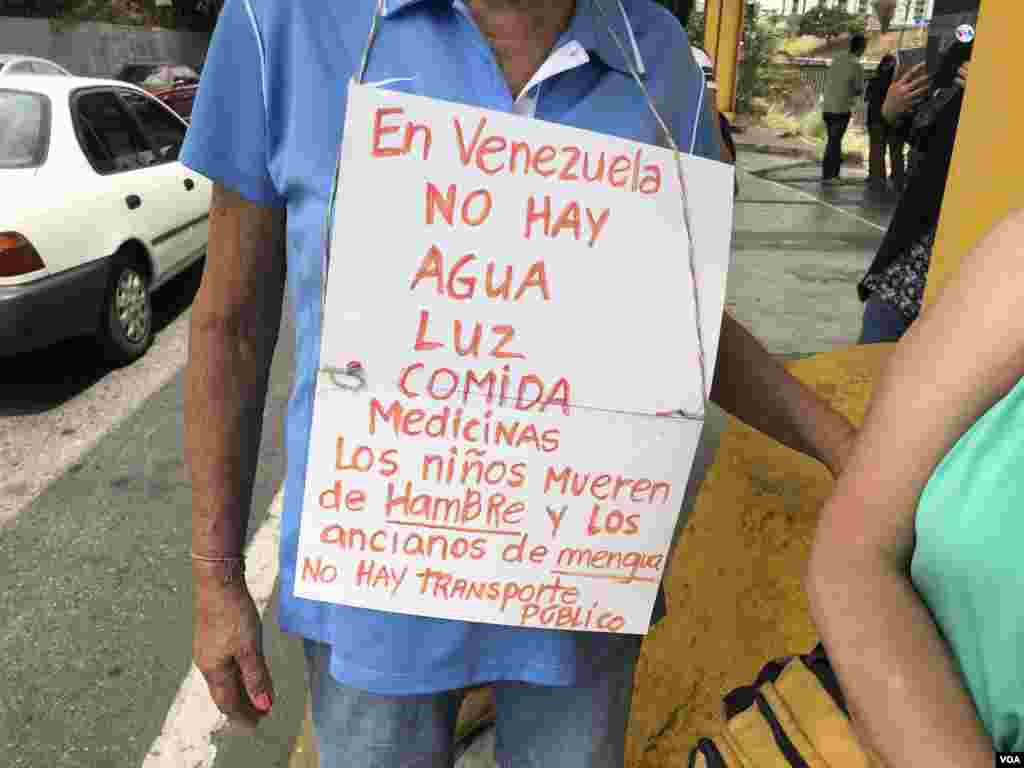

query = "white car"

[
  {"left": 0, "top": 54, "right": 72, "bottom": 77},
  {"left": 0, "top": 75, "right": 211, "bottom": 362}
]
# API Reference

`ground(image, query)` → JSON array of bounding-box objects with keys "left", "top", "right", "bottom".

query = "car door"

[
  {"left": 71, "top": 88, "right": 171, "bottom": 275},
  {"left": 118, "top": 88, "right": 209, "bottom": 277}
]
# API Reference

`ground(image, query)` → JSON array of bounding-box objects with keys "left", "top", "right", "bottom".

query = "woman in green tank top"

[{"left": 806, "top": 210, "right": 1024, "bottom": 767}]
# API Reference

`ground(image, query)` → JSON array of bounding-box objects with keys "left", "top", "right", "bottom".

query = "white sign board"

[{"left": 295, "top": 82, "right": 734, "bottom": 634}]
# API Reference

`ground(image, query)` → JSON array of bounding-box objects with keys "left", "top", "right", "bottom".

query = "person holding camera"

[{"left": 856, "top": 41, "right": 972, "bottom": 344}]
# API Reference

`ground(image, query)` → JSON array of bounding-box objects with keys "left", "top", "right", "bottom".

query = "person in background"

[
  {"left": 807, "top": 208, "right": 1024, "bottom": 768},
  {"left": 866, "top": 54, "right": 906, "bottom": 194},
  {"left": 857, "top": 43, "right": 971, "bottom": 344},
  {"left": 821, "top": 33, "right": 866, "bottom": 184},
  {"left": 886, "top": 57, "right": 931, "bottom": 184}
]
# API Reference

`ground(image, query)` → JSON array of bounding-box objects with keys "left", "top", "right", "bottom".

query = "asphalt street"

[
  {"left": 0, "top": 152, "right": 895, "bottom": 768},
  {"left": 0, "top": 265, "right": 303, "bottom": 768}
]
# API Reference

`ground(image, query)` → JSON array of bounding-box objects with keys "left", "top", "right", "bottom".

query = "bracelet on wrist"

[
  {"left": 191, "top": 552, "right": 246, "bottom": 585},
  {"left": 191, "top": 551, "right": 245, "bottom": 564}
]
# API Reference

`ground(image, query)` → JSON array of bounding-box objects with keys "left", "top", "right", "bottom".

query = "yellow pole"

[
  {"left": 923, "top": 0, "right": 1024, "bottom": 307},
  {"left": 704, "top": 0, "right": 745, "bottom": 119}
]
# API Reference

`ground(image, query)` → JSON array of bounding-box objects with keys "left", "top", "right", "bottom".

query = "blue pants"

[
  {"left": 304, "top": 635, "right": 642, "bottom": 768},
  {"left": 858, "top": 295, "right": 909, "bottom": 344}
]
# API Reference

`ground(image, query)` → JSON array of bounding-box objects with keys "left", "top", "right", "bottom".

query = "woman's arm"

[{"left": 806, "top": 210, "right": 1024, "bottom": 768}]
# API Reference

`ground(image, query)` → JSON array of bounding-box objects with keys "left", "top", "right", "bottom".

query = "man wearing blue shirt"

[{"left": 183, "top": 1, "right": 856, "bottom": 765}]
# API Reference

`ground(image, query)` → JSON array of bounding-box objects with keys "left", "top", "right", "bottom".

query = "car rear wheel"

[{"left": 97, "top": 260, "right": 153, "bottom": 365}]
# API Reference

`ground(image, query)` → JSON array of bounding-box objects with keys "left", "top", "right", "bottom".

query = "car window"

[
  {"left": 7, "top": 62, "right": 35, "bottom": 75},
  {"left": 34, "top": 62, "right": 66, "bottom": 75},
  {"left": 0, "top": 90, "right": 49, "bottom": 168},
  {"left": 74, "top": 90, "right": 154, "bottom": 173},
  {"left": 120, "top": 91, "right": 185, "bottom": 163}
]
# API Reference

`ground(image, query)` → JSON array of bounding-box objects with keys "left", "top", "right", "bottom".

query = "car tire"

[{"left": 97, "top": 260, "right": 153, "bottom": 365}]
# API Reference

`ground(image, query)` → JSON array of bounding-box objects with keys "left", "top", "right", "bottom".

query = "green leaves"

[
  {"left": 798, "top": 5, "right": 866, "bottom": 41},
  {"left": 48, "top": 0, "right": 221, "bottom": 32}
]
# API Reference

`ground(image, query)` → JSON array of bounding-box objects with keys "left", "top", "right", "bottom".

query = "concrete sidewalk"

[{"left": 286, "top": 152, "right": 898, "bottom": 768}]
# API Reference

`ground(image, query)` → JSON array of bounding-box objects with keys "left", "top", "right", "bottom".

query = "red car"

[
  {"left": 153, "top": 82, "right": 198, "bottom": 121},
  {"left": 115, "top": 62, "right": 200, "bottom": 121}
]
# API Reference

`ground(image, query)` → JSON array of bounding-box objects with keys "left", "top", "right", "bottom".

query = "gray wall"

[{"left": 0, "top": 16, "right": 210, "bottom": 78}]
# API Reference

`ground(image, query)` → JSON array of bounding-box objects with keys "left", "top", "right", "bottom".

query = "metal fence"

[
  {"left": 783, "top": 58, "right": 902, "bottom": 99},
  {"left": 790, "top": 61, "right": 831, "bottom": 95}
]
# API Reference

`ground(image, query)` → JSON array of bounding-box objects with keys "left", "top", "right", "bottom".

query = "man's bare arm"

[
  {"left": 185, "top": 183, "right": 286, "bottom": 726},
  {"left": 186, "top": 184, "right": 286, "bottom": 559},
  {"left": 710, "top": 313, "right": 856, "bottom": 476}
]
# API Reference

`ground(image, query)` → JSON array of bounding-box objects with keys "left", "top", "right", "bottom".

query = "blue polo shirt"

[{"left": 182, "top": 0, "right": 719, "bottom": 695}]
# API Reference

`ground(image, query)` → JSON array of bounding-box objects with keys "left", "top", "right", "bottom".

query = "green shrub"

[
  {"left": 797, "top": 6, "right": 867, "bottom": 41},
  {"left": 736, "top": 3, "right": 781, "bottom": 114},
  {"left": 799, "top": 109, "right": 827, "bottom": 140}
]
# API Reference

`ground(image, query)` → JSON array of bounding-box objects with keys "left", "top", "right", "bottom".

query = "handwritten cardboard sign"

[{"left": 294, "top": 82, "right": 734, "bottom": 634}]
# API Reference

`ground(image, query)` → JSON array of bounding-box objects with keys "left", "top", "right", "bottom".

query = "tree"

[
  {"left": 797, "top": 5, "right": 865, "bottom": 41},
  {"left": 736, "top": 2, "right": 780, "bottom": 113},
  {"left": 49, "top": 0, "right": 221, "bottom": 30},
  {"left": 686, "top": 10, "right": 706, "bottom": 48},
  {"left": 51, "top": 0, "right": 152, "bottom": 31}
]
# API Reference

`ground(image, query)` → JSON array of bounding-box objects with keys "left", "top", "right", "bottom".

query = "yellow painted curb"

[{"left": 629, "top": 344, "right": 893, "bottom": 767}]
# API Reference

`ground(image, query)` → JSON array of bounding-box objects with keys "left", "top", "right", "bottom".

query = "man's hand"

[
  {"left": 882, "top": 62, "right": 930, "bottom": 125},
  {"left": 193, "top": 565, "right": 274, "bottom": 728}
]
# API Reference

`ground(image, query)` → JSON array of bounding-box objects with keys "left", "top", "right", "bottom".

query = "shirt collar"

[{"left": 381, "top": 0, "right": 646, "bottom": 78}]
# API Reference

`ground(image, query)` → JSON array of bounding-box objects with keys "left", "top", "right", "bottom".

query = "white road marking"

[
  {"left": 141, "top": 488, "right": 284, "bottom": 768},
  {"left": 744, "top": 169, "right": 887, "bottom": 233}
]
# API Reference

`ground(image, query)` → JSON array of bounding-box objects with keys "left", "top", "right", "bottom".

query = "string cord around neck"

[{"left": 590, "top": 0, "right": 709, "bottom": 420}]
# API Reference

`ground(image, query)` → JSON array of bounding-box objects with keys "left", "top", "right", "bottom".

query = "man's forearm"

[
  {"left": 710, "top": 313, "right": 855, "bottom": 473},
  {"left": 186, "top": 312, "right": 280, "bottom": 557}
]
